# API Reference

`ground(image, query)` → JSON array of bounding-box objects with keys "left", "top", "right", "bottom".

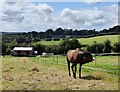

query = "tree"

[
  {"left": 16, "top": 36, "right": 26, "bottom": 44},
  {"left": 96, "top": 43, "right": 104, "bottom": 53},
  {"left": 54, "top": 27, "right": 64, "bottom": 35},
  {"left": 32, "top": 43, "right": 46, "bottom": 55},
  {"left": 87, "top": 41, "right": 97, "bottom": 53},
  {"left": 104, "top": 40, "right": 112, "bottom": 53},
  {"left": 113, "top": 42, "right": 120, "bottom": 52},
  {"left": 59, "top": 38, "right": 81, "bottom": 53},
  {"left": 45, "top": 45, "right": 52, "bottom": 53},
  {"left": 45, "top": 29, "right": 54, "bottom": 37},
  {"left": 2, "top": 43, "right": 6, "bottom": 56},
  {"left": 87, "top": 41, "right": 104, "bottom": 53},
  {"left": 64, "top": 29, "right": 73, "bottom": 35}
]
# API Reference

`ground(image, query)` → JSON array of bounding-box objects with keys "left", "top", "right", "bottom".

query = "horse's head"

[{"left": 79, "top": 50, "right": 95, "bottom": 64}]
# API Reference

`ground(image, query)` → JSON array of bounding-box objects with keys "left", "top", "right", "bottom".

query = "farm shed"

[{"left": 11, "top": 47, "right": 34, "bottom": 56}]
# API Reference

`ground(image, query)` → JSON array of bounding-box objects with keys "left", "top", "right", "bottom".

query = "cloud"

[
  {"left": 61, "top": 3, "right": 118, "bottom": 29},
  {"left": 2, "top": 15, "right": 24, "bottom": 22},
  {"left": 38, "top": 3, "right": 54, "bottom": 14},
  {"left": 1, "top": 1, "right": 25, "bottom": 22},
  {"left": 0, "top": 2, "right": 118, "bottom": 32},
  {"left": 61, "top": 8, "right": 104, "bottom": 26},
  {"left": 85, "top": 0, "right": 103, "bottom": 4}
]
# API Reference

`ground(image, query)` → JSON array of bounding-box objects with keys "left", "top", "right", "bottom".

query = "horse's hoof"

[
  {"left": 79, "top": 76, "right": 81, "bottom": 78},
  {"left": 74, "top": 77, "right": 76, "bottom": 79}
]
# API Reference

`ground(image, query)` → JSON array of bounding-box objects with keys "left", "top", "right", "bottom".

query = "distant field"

[
  {"left": 36, "top": 40, "right": 60, "bottom": 45},
  {"left": 2, "top": 55, "right": 119, "bottom": 90},
  {"left": 78, "top": 35, "right": 119, "bottom": 45},
  {"left": 38, "top": 35, "right": 119, "bottom": 45}
]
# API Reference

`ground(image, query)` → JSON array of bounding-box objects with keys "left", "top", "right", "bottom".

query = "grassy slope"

[
  {"left": 2, "top": 56, "right": 119, "bottom": 90},
  {"left": 78, "top": 35, "right": 119, "bottom": 45},
  {"left": 38, "top": 35, "right": 118, "bottom": 45},
  {"left": 36, "top": 40, "right": 60, "bottom": 45}
]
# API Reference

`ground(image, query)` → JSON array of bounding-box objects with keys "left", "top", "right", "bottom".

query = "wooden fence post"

[{"left": 57, "top": 55, "right": 58, "bottom": 64}]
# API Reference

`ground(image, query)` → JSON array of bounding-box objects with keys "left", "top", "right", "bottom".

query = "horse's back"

[{"left": 66, "top": 49, "right": 79, "bottom": 63}]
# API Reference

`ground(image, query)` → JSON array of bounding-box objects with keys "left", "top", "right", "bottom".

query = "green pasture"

[
  {"left": 38, "top": 35, "right": 119, "bottom": 45},
  {"left": 2, "top": 55, "right": 119, "bottom": 75},
  {"left": 78, "top": 35, "right": 119, "bottom": 45},
  {"left": 36, "top": 40, "right": 60, "bottom": 45},
  {"left": 30, "top": 55, "right": 119, "bottom": 75}
]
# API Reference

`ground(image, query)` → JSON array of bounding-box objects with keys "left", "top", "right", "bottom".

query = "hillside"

[
  {"left": 38, "top": 35, "right": 119, "bottom": 45},
  {"left": 78, "top": 35, "right": 119, "bottom": 45}
]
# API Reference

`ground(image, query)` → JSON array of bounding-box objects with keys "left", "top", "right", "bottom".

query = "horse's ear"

[{"left": 76, "top": 48, "right": 80, "bottom": 51}]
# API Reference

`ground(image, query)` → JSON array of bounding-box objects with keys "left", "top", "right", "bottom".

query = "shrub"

[
  {"left": 32, "top": 43, "right": 46, "bottom": 55},
  {"left": 45, "top": 38, "right": 52, "bottom": 41},
  {"left": 113, "top": 42, "right": 120, "bottom": 53},
  {"left": 87, "top": 41, "right": 104, "bottom": 53},
  {"left": 53, "top": 38, "right": 60, "bottom": 41},
  {"left": 59, "top": 38, "right": 81, "bottom": 54},
  {"left": 104, "top": 40, "right": 112, "bottom": 53}
]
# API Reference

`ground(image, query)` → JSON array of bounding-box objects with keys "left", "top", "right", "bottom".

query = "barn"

[{"left": 11, "top": 47, "right": 34, "bottom": 56}]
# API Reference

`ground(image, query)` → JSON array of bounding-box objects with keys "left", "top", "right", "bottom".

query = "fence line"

[
  {"left": 38, "top": 55, "right": 118, "bottom": 75},
  {"left": 92, "top": 53, "right": 120, "bottom": 56}
]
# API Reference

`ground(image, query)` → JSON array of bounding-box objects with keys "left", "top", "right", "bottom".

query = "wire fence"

[{"left": 38, "top": 53, "right": 119, "bottom": 75}]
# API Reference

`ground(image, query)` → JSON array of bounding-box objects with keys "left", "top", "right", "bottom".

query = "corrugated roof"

[{"left": 13, "top": 47, "right": 33, "bottom": 51}]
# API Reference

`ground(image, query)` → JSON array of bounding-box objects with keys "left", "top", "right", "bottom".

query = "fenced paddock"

[
  {"left": 2, "top": 55, "right": 119, "bottom": 90},
  {"left": 33, "top": 53, "right": 119, "bottom": 76}
]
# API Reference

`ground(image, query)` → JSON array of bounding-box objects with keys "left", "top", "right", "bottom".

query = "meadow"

[
  {"left": 2, "top": 55, "right": 119, "bottom": 90},
  {"left": 38, "top": 35, "right": 119, "bottom": 45}
]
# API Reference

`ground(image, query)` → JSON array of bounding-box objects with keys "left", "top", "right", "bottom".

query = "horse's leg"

[
  {"left": 71, "top": 63, "right": 76, "bottom": 79},
  {"left": 74, "top": 64, "right": 77, "bottom": 79},
  {"left": 79, "top": 64, "right": 82, "bottom": 78},
  {"left": 67, "top": 61, "right": 71, "bottom": 76}
]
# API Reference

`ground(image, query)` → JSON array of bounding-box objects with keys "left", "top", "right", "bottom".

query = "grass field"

[
  {"left": 38, "top": 35, "right": 119, "bottom": 45},
  {"left": 31, "top": 55, "right": 119, "bottom": 75},
  {"left": 36, "top": 40, "right": 60, "bottom": 45},
  {"left": 78, "top": 35, "right": 119, "bottom": 45},
  {"left": 2, "top": 55, "right": 119, "bottom": 90}
]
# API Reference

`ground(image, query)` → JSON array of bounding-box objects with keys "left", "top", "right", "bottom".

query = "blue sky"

[
  {"left": 0, "top": 0, "right": 119, "bottom": 32},
  {"left": 33, "top": 2, "right": 118, "bottom": 11}
]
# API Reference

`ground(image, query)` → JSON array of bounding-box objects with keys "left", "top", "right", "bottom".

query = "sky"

[{"left": 0, "top": 0, "right": 119, "bottom": 32}]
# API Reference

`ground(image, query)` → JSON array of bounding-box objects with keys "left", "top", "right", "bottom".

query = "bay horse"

[{"left": 66, "top": 48, "right": 94, "bottom": 79}]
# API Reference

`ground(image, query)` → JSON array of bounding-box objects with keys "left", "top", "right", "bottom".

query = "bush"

[
  {"left": 53, "top": 38, "right": 60, "bottom": 41},
  {"left": 97, "top": 43, "right": 104, "bottom": 53},
  {"left": 59, "top": 38, "right": 81, "bottom": 54},
  {"left": 45, "top": 38, "right": 52, "bottom": 41},
  {"left": 113, "top": 42, "right": 120, "bottom": 53},
  {"left": 32, "top": 43, "right": 46, "bottom": 55},
  {"left": 104, "top": 40, "right": 112, "bottom": 53},
  {"left": 87, "top": 41, "right": 104, "bottom": 53},
  {"left": 42, "top": 45, "right": 61, "bottom": 54}
]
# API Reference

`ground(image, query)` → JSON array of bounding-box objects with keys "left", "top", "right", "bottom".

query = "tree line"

[
  {"left": 2, "top": 25, "right": 120, "bottom": 43},
  {"left": 1, "top": 25, "right": 120, "bottom": 55},
  {"left": 2, "top": 38, "right": 120, "bottom": 55}
]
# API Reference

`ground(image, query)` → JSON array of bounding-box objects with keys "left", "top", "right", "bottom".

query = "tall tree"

[{"left": 104, "top": 40, "right": 112, "bottom": 53}]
